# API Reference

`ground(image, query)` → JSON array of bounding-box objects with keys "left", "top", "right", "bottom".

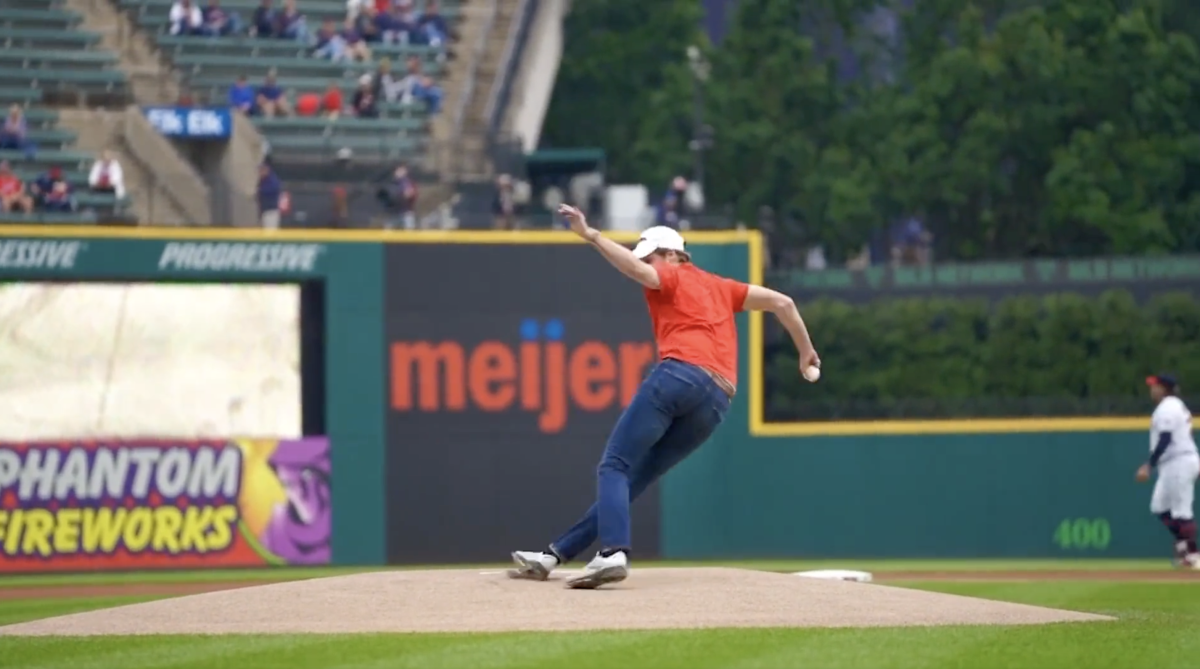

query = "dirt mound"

[{"left": 0, "top": 568, "right": 1113, "bottom": 636}]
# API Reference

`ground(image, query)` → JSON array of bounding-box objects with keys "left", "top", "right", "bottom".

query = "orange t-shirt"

[{"left": 643, "top": 262, "right": 749, "bottom": 389}]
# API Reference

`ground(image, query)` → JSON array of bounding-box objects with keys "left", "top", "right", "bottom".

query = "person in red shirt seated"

[
  {"left": 322, "top": 81, "right": 343, "bottom": 118},
  {"left": 508, "top": 207, "right": 822, "bottom": 589},
  {"left": 0, "top": 161, "right": 33, "bottom": 213}
]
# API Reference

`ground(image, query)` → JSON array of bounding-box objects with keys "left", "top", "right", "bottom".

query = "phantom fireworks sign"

[{"left": 0, "top": 437, "right": 331, "bottom": 572}]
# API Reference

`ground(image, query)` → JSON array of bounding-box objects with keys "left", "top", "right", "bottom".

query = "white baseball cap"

[{"left": 632, "top": 226, "right": 688, "bottom": 259}]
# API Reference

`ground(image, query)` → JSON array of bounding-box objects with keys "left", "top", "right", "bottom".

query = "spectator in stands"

[
  {"left": 251, "top": 0, "right": 277, "bottom": 37},
  {"left": 376, "top": 162, "right": 416, "bottom": 229},
  {"left": 275, "top": 0, "right": 309, "bottom": 41},
  {"left": 0, "top": 162, "right": 33, "bottom": 214},
  {"left": 88, "top": 151, "right": 126, "bottom": 200},
  {"left": 891, "top": 214, "right": 932, "bottom": 266},
  {"left": 30, "top": 167, "right": 55, "bottom": 209},
  {"left": 177, "top": 89, "right": 197, "bottom": 107},
  {"left": 352, "top": 74, "right": 379, "bottom": 118},
  {"left": 328, "top": 185, "right": 351, "bottom": 228},
  {"left": 0, "top": 105, "right": 33, "bottom": 159},
  {"left": 256, "top": 72, "right": 292, "bottom": 116},
  {"left": 655, "top": 176, "right": 689, "bottom": 228},
  {"left": 345, "top": 0, "right": 369, "bottom": 20},
  {"left": 312, "top": 18, "right": 348, "bottom": 61},
  {"left": 169, "top": 0, "right": 204, "bottom": 35},
  {"left": 322, "top": 80, "right": 344, "bottom": 118},
  {"left": 202, "top": 0, "right": 242, "bottom": 36},
  {"left": 339, "top": 17, "right": 372, "bottom": 61},
  {"left": 229, "top": 74, "right": 257, "bottom": 114},
  {"left": 417, "top": 0, "right": 449, "bottom": 50},
  {"left": 40, "top": 179, "right": 76, "bottom": 214},
  {"left": 258, "top": 162, "right": 283, "bottom": 229},
  {"left": 396, "top": 0, "right": 417, "bottom": 23},
  {"left": 371, "top": 5, "right": 397, "bottom": 43},
  {"left": 371, "top": 57, "right": 403, "bottom": 103},
  {"left": 493, "top": 173, "right": 516, "bottom": 230},
  {"left": 384, "top": 3, "right": 417, "bottom": 44},
  {"left": 355, "top": 5, "right": 381, "bottom": 43},
  {"left": 399, "top": 55, "right": 440, "bottom": 112},
  {"left": 413, "top": 75, "right": 443, "bottom": 114}
]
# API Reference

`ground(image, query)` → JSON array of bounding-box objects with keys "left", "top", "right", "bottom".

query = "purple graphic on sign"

[{"left": 260, "top": 437, "right": 332, "bottom": 564}]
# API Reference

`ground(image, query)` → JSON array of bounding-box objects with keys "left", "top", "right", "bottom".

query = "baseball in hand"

[{"left": 803, "top": 365, "right": 821, "bottom": 382}]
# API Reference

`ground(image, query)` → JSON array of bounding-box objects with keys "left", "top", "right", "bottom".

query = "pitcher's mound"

[{"left": 0, "top": 568, "right": 1113, "bottom": 636}]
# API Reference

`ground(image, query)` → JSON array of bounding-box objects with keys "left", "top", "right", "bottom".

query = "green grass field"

[{"left": 2, "top": 560, "right": 1197, "bottom": 669}]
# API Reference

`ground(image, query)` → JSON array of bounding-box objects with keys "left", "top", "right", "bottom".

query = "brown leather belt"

[
  {"left": 699, "top": 365, "right": 736, "bottom": 398},
  {"left": 664, "top": 357, "right": 736, "bottom": 397}
]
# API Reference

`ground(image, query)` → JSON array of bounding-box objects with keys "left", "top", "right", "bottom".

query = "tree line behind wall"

[
  {"left": 764, "top": 289, "right": 1200, "bottom": 421},
  {"left": 543, "top": 0, "right": 1200, "bottom": 263}
]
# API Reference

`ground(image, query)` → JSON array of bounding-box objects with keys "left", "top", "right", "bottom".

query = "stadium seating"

[
  {"left": 116, "top": 0, "right": 460, "bottom": 165},
  {"left": 0, "top": 6, "right": 130, "bottom": 108},
  {"left": 0, "top": 5, "right": 130, "bottom": 224}
]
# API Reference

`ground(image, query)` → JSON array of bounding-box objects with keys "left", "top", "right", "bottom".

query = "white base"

[{"left": 793, "top": 569, "right": 874, "bottom": 583}]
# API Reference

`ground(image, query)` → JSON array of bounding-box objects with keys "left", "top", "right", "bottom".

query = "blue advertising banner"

[{"left": 143, "top": 106, "right": 233, "bottom": 140}]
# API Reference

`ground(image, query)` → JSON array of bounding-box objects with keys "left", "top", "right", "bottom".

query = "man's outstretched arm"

[
  {"left": 559, "top": 204, "right": 661, "bottom": 289},
  {"left": 742, "top": 285, "right": 820, "bottom": 369}
]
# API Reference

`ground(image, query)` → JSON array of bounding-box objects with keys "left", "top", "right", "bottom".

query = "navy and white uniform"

[{"left": 1149, "top": 395, "right": 1200, "bottom": 520}]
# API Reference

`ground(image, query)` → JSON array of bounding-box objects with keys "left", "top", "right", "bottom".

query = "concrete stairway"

[
  {"left": 58, "top": 108, "right": 212, "bottom": 225},
  {"left": 62, "top": 0, "right": 181, "bottom": 104},
  {"left": 416, "top": 0, "right": 521, "bottom": 221},
  {"left": 456, "top": 0, "right": 521, "bottom": 180}
]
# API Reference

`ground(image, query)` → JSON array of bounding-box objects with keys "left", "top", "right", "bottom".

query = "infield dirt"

[{"left": 0, "top": 567, "right": 1113, "bottom": 635}]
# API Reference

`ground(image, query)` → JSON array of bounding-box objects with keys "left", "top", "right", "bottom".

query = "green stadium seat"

[
  {"left": 262, "top": 134, "right": 422, "bottom": 160},
  {"left": 24, "top": 129, "right": 77, "bottom": 147},
  {"left": 171, "top": 53, "right": 436, "bottom": 78},
  {"left": 0, "top": 27, "right": 101, "bottom": 48},
  {"left": 0, "top": 88, "right": 43, "bottom": 104},
  {"left": 8, "top": 109, "right": 58, "bottom": 130},
  {"left": 0, "top": 8, "right": 83, "bottom": 28},
  {"left": 74, "top": 191, "right": 125, "bottom": 208},
  {"left": 155, "top": 34, "right": 441, "bottom": 62},
  {"left": 0, "top": 49, "right": 118, "bottom": 69},
  {"left": 188, "top": 71, "right": 437, "bottom": 96},
  {"left": 0, "top": 211, "right": 101, "bottom": 225},
  {"left": 4, "top": 0, "right": 72, "bottom": 8},
  {"left": 254, "top": 116, "right": 424, "bottom": 133},
  {"left": 0, "top": 68, "right": 127, "bottom": 91},
  {"left": 0, "top": 149, "right": 94, "bottom": 170}
]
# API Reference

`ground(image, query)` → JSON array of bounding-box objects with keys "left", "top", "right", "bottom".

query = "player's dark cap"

[{"left": 1146, "top": 373, "right": 1179, "bottom": 391}]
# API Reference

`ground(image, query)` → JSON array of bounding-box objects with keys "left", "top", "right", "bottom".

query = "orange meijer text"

[{"left": 390, "top": 340, "right": 656, "bottom": 433}]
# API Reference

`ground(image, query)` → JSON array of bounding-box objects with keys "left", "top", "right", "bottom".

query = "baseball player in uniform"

[{"left": 1137, "top": 374, "right": 1200, "bottom": 568}]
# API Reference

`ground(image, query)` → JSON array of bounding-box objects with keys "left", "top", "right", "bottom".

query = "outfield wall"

[{"left": 0, "top": 227, "right": 1156, "bottom": 572}]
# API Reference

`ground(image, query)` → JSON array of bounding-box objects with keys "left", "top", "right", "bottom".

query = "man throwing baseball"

[
  {"left": 509, "top": 204, "right": 821, "bottom": 589},
  {"left": 1138, "top": 374, "right": 1200, "bottom": 568}
]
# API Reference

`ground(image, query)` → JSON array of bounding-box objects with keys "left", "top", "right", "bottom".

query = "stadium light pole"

[{"left": 686, "top": 45, "right": 713, "bottom": 194}]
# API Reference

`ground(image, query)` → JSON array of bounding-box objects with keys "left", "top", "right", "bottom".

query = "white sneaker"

[
  {"left": 507, "top": 551, "right": 558, "bottom": 581},
  {"left": 565, "top": 551, "right": 629, "bottom": 589},
  {"left": 1184, "top": 553, "right": 1200, "bottom": 570}
]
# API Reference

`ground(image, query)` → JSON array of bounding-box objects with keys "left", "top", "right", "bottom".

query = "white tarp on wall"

[{"left": 0, "top": 283, "right": 301, "bottom": 440}]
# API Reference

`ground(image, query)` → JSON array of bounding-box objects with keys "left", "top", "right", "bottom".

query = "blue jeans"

[{"left": 550, "top": 359, "right": 731, "bottom": 561}]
